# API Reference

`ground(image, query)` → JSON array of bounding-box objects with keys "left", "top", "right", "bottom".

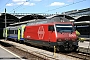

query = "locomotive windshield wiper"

[{"left": 59, "top": 30, "right": 63, "bottom": 33}]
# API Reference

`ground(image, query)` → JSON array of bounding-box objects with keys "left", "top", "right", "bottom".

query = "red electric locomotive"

[{"left": 24, "top": 16, "right": 78, "bottom": 51}]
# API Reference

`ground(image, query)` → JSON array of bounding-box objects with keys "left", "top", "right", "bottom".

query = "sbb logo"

[{"left": 38, "top": 26, "right": 45, "bottom": 39}]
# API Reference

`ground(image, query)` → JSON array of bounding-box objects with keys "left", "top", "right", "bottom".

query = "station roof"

[
  {"left": 47, "top": 14, "right": 74, "bottom": 20},
  {"left": 74, "top": 21, "right": 90, "bottom": 25},
  {"left": 20, "top": 14, "right": 46, "bottom": 22},
  {"left": 75, "top": 16, "right": 90, "bottom": 22},
  {"left": 0, "top": 13, "right": 19, "bottom": 23},
  {"left": 74, "top": 16, "right": 90, "bottom": 26},
  {"left": 0, "top": 13, "right": 46, "bottom": 27}
]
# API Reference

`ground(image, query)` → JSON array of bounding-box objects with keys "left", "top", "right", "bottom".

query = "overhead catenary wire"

[
  {"left": 44, "top": 0, "right": 87, "bottom": 13},
  {"left": 9, "top": 0, "right": 30, "bottom": 12},
  {"left": 9, "top": 0, "right": 87, "bottom": 14},
  {"left": 0, "top": 0, "right": 11, "bottom": 12}
]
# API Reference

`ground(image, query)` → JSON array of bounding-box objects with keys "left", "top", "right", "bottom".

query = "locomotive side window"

[{"left": 48, "top": 25, "right": 55, "bottom": 31}]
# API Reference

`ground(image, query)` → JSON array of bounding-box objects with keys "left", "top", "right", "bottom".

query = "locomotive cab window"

[
  {"left": 55, "top": 24, "right": 74, "bottom": 32},
  {"left": 48, "top": 25, "right": 55, "bottom": 31}
]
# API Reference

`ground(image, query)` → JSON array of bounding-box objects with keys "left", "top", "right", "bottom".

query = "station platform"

[
  {"left": 0, "top": 45, "right": 22, "bottom": 60},
  {"left": 78, "top": 41, "right": 90, "bottom": 54},
  {"left": 79, "top": 37, "right": 90, "bottom": 41}
]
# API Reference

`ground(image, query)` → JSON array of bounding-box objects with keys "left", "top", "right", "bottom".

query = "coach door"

[
  {"left": 21, "top": 25, "right": 26, "bottom": 39},
  {"left": 18, "top": 28, "right": 21, "bottom": 41},
  {"left": 3, "top": 28, "right": 7, "bottom": 38}
]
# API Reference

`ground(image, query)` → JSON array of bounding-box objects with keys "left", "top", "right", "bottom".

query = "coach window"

[
  {"left": 9, "top": 30, "right": 11, "bottom": 34},
  {"left": 14, "top": 30, "right": 15, "bottom": 34},
  {"left": 10, "top": 30, "right": 14, "bottom": 34},
  {"left": 16, "top": 30, "right": 18, "bottom": 34},
  {"left": 48, "top": 25, "right": 54, "bottom": 31},
  {"left": 15, "top": 30, "right": 18, "bottom": 34},
  {"left": 8, "top": 30, "right": 10, "bottom": 34}
]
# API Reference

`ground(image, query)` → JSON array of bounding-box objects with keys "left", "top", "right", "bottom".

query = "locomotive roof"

[{"left": 27, "top": 16, "right": 70, "bottom": 26}]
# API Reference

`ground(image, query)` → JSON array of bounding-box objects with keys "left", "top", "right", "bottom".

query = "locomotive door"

[{"left": 48, "top": 25, "right": 55, "bottom": 42}]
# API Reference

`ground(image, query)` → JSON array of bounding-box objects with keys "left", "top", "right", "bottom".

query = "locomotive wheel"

[
  {"left": 19, "top": 40, "right": 22, "bottom": 44},
  {"left": 73, "top": 46, "right": 78, "bottom": 52}
]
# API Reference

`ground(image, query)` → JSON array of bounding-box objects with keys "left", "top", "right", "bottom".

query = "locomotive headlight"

[
  {"left": 57, "top": 39, "right": 62, "bottom": 42},
  {"left": 72, "top": 39, "right": 76, "bottom": 41},
  {"left": 65, "top": 38, "right": 68, "bottom": 40}
]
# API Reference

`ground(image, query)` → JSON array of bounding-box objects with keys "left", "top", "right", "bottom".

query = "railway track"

[
  {"left": 68, "top": 52, "right": 90, "bottom": 60},
  {"left": 0, "top": 39, "right": 90, "bottom": 60},
  {"left": 59, "top": 52, "right": 90, "bottom": 60}
]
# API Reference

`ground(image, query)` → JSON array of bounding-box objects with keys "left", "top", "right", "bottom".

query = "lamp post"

[
  {"left": 0, "top": 13, "right": 1, "bottom": 16},
  {"left": 5, "top": 8, "right": 7, "bottom": 40}
]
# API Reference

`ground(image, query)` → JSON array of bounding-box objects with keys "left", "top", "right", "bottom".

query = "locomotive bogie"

[{"left": 56, "top": 40, "right": 78, "bottom": 51}]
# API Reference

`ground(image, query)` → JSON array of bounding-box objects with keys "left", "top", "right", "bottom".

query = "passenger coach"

[{"left": 3, "top": 25, "right": 25, "bottom": 42}]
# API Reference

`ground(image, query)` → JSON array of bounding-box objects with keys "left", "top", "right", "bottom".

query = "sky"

[{"left": 0, "top": 0, "right": 90, "bottom": 14}]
